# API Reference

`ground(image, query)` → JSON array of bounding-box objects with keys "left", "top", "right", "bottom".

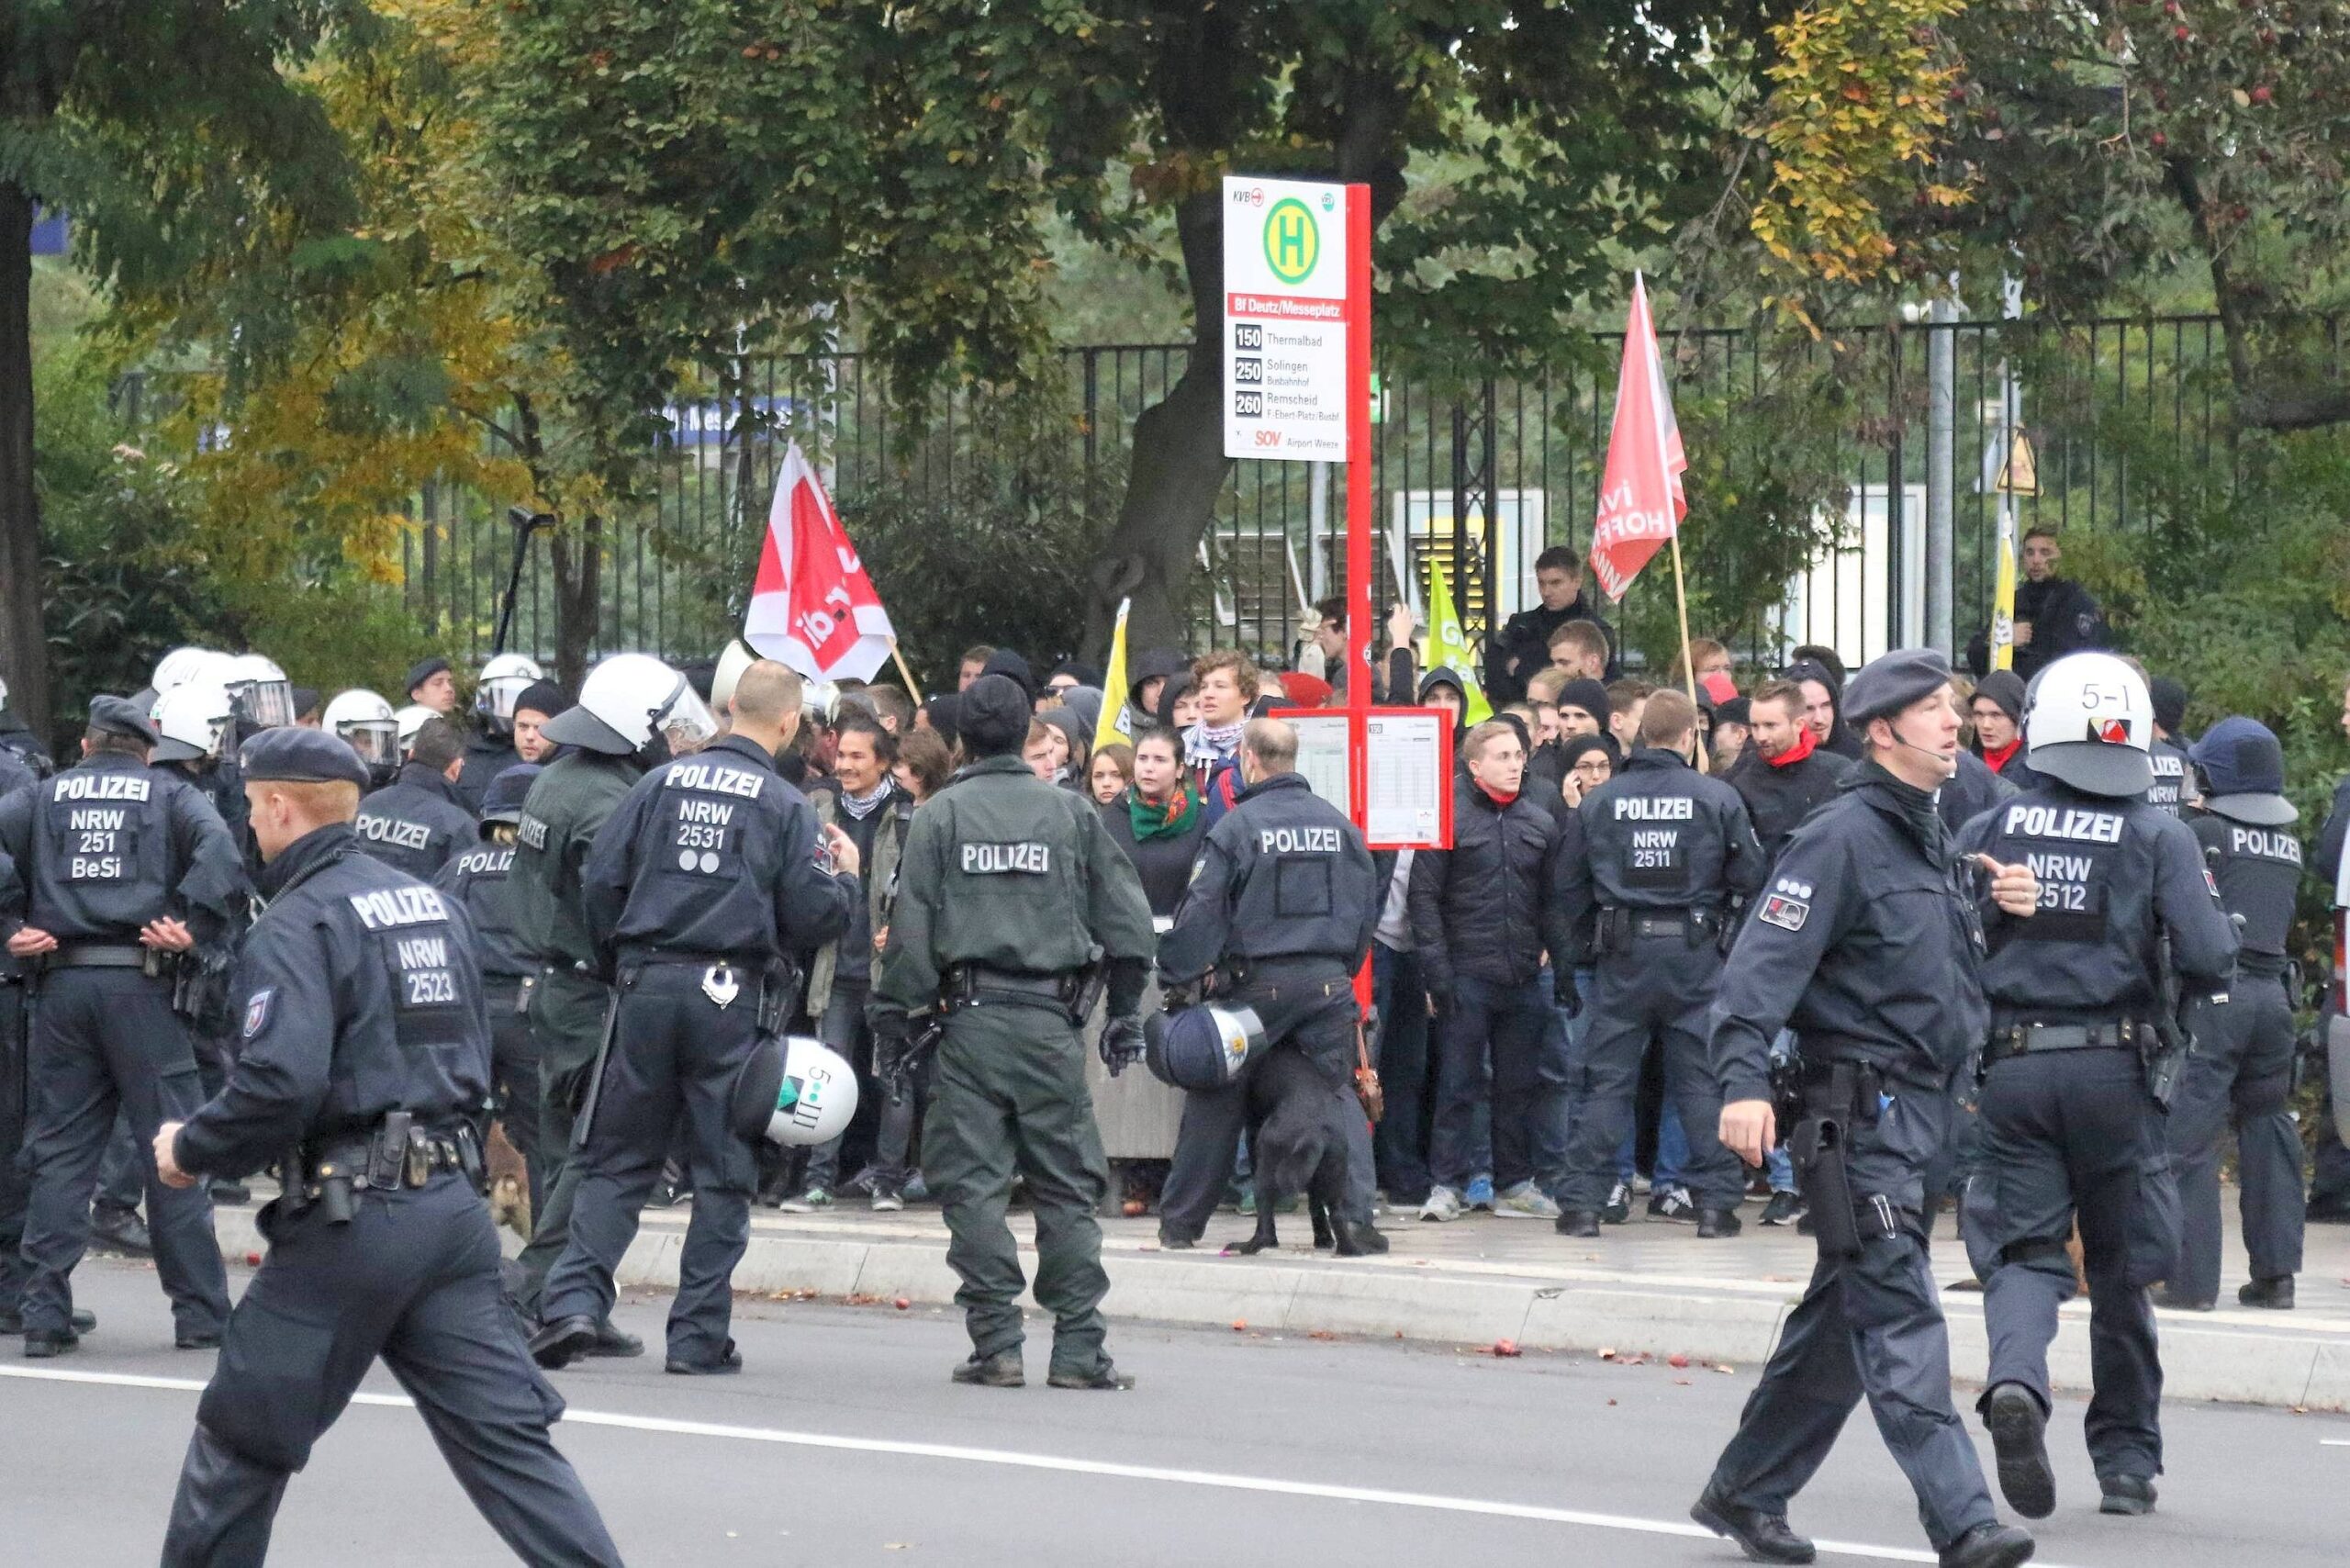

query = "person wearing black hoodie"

[
  {"left": 1483, "top": 546, "right": 1622, "bottom": 706},
  {"left": 1784, "top": 657, "right": 1863, "bottom": 761},
  {"left": 1966, "top": 670, "right": 2038, "bottom": 792},
  {"left": 1729, "top": 680, "right": 1853, "bottom": 866}
]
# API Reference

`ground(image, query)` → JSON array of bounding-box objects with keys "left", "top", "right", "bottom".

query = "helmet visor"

[
  {"left": 476, "top": 676, "right": 532, "bottom": 724},
  {"left": 234, "top": 679, "right": 296, "bottom": 732},
  {"left": 339, "top": 718, "right": 400, "bottom": 767},
  {"left": 655, "top": 681, "right": 719, "bottom": 756}
]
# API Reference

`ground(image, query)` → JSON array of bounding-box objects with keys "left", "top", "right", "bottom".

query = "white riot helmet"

[
  {"left": 219, "top": 653, "right": 296, "bottom": 731},
  {"left": 711, "top": 639, "right": 756, "bottom": 716},
  {"left": 475, "top": 652, "right": 544, "bottom": 730},
  {"left": 540, "top": 653, "right": 717, "bottom": 758},
  {"left": 801, "top": 678, "right": 841, "bottom": 726},
  {"left": 2021, "top": 652, "right": 2155, "bottom": 798},
  {"left": 395, "top": 702, "right": 436, "bottom": 755},
  {"left": 151, "top": 681, "right": 234, "bottom": 765},
  {"left": 325, "top": 689, "right": 401, "bottom": 771},
  {"left": 152, "top": 646, "right": 229, "bottom": 693},
  {"left": 761, "top": 1036, "right": 859, "bottom": 1148}
]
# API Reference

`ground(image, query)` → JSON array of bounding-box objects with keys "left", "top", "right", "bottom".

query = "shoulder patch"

[
  {"left": 242, "top": 988, "right": 275, "bottom": 1041},
  {"left": 1757, "top": 892, "right": 1811, "bottom": 933},
  {"left": 2203, "top": 868, "right": 2221, "bottom": 901}
]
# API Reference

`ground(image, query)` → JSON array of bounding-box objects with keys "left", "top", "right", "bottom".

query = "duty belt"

[
  {"left": 1600, "top": 906, "right": 1719, "bottom": 950},
  {"left": 1986, "top": 1018, "right": 2152, "bottom": 1063},
  {"left": 291, "top": 1113, "right": 483, "bottom": 1224},
  {"left": 41, "top": 943, "right": 174, "bottom": 977}
]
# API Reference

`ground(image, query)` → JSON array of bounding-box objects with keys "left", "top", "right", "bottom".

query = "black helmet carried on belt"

[{"left": 1144, "top": 1003, "right": 1267, "bottom": 1090}]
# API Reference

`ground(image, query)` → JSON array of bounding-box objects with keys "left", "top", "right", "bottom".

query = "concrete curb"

[{"left": 210, "top": 1208, "right": 2350, "bottom": 1411}]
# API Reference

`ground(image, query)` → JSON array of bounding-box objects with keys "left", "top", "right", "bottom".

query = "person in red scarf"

[
  {"left": 1967, "top": 670, "right": 2040, "bottom": 790},
  {"left": 1729, "top": 679, "right": 1856, "bottom": 867}
]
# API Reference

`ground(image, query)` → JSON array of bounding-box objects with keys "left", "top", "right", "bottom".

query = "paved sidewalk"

[{"left": 213, "top": 1192, "right": 2350, "bottom": 1409}]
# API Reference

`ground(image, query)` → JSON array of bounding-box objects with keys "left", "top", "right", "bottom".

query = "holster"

[{"left": 1789, "top": 1114, "right": 1862, "bottom": 1260}]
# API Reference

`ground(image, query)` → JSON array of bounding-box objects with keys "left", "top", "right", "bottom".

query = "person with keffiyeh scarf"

[{"left": 1184, "top": 650, "right": 1259, "bottom": 826}]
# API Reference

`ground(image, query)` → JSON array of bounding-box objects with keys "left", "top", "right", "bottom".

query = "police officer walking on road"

[
  {"left": 2160, "top": 717, "right": 2305, "bottom": 1311},
  {"left": 1694, "top": 648, "right": 2040, "bottom": 1568},
  {"left": 1155, "top": 717, "right": 1385, "bottom": 1255},
  {"left": 151, "top": 726, "right": 623, "bottom": 1567},
  {"left": 1956, "top": 652, "right": 2239, "bottom": 1523},
  {"left": 532, "top": 661, "right": 858, "bottom": 1375},
  {"left": 0, "top": 696, "right": 244, "bottom": 1358},
  {"left": 1561, "top": 688, "right": 1766, "bottom": 1238},
  {"left": 507, "top": 655, "right": 705, "bottom": 1350},
  {"left": 870, "top": 673, "right": 1156, "bottom": 1390}
]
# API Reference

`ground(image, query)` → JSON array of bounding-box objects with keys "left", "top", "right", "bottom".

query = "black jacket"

[
  {"left": 1938, "top": 747, "right": 2017, "bottom": 837},
  {"left": 354, "top": 763, "right": 478, "bottom": 881},
  {"left": 2010, "top": 576, "right": 2108, "bottom": 681},
  {"left": 1159, "top": 772, "right": 1378, "bottom": 983},
  {"left": 1407, "top": 777, "right": 1573, "bottom": 993},
  {"left": 1729, "top": 745, "right": 1853, "bottom": 865},
  {"left": 1483, "top": 594, "right": 1620, "bottom": 706},
  {"left": 1099, "top": 790, "right": 1210, "bottom": 922}
]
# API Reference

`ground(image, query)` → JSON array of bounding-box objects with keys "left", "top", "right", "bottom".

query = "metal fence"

[{"left": 403, "top": 314, "right": 2241, "bottom": 676}]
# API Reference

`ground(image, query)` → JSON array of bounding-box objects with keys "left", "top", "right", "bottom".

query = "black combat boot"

[
  {"left": 1937, "top": 1521, "right": 2034, "bottom": 1568},
  {"left": 2237, "top": 1275, "right": 2294, "bottom": 1309},
  {"left": 1695, "top": 1208, "right": 1743, "bottom": 1238},
  {"left": 1554, "top": 1209, "right": 1600, "bottom": 1238},
  {"left": 1690, "top": 1484, "right": 1816, "bottom": 1563},
  {"left": 1982, "top": 1382, "right": 2055, "bottom": 1519},
  {"left": 2098, "top": 1473, "right": 2156, "bottom": 1516},
  {"left": 951, "top": 1350, "right": 1025, "bottom": 1387}
]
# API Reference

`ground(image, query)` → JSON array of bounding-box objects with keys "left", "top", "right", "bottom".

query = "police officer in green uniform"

[
  {"left": 870, "top": 674, "right": 1156, "bottom": 1390},
  {"left": 506, "top": 655, "right": 703, "bottom": 1350}
]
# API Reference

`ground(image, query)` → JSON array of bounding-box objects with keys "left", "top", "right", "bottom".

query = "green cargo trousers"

[
  {"left": 923, "top": 1002, "right": 1113, "bottom": 1375},
  {"left": 512, "top": 970, "right": 611, "bottom": 1316}
]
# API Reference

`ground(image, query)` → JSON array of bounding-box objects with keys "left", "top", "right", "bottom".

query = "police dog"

[{"left": 1236, "top": 1048, "right": 1366, "bottom": 1257}]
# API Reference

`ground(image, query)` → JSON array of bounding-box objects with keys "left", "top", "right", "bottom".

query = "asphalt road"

[{"left": 5, "top": 1258, "right": 2345, "bottom": 1567}]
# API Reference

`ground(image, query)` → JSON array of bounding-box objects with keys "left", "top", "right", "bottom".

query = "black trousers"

[
  {"left": 17, "top": 969, "right": 228, "bottom": 1338},
  {"left": 162, "top": 1174, "right": 621, "bottom": 1567},
  {"left": 2166, "top": 973, "right": 2302, "bottom": 1300},
  {"left": 1561, "top": 935, "right": 1741, "bottom": 1211},
  {"left": 542, "top": 963, "right": 760, "bottom": 1367},
  {"left": 0, "top": 980, "right": 26, "bottom": 1309},
  {"left": 1964, "top": 1045, "right": 2171, "bottom": 1481},
  {"left": 485, "top": 980, "right": 546, "bottom": 1215},
  {"left": 512, "top": 970, "right": 610, "bottom": 1318},
  {"left": 1159, "top": 965, "right": 1373, "bottom": 1244},
  {"left": 1708, "top": 1085, "right": 1998, "bottom": 1552}
]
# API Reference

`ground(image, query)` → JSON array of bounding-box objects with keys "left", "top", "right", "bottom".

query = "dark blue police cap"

[
  {"left": 1841, "top": 647, "right": 1953, "bottom": 728},
  {"left": 480, "top": 762, "right": 543, "bottom": 825},
  {"left": 241, "top": 725, "right": 373, "bottom": 789},
  {"left": 87, "top": 693, "right": 160, "bottom": 745}
]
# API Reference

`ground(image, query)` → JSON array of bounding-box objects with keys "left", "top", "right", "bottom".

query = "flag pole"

[
  {"left": 1668, "top": 532, "right": 1708, "bottom": 775},
  {"left": 887, "top": 639, "right": 925, "bottom": 703}
]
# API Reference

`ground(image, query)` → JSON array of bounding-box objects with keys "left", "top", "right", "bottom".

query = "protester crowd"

[{"left": 2, "top": 528, "right": 2346, "bottom": 1389}]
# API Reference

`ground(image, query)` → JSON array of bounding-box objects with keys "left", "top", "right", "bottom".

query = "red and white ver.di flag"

[
  {"left": 1587, "top": 272, "right": 1687, "bottom": 602},
  {"left": 744, "top": 441, "right": 896, "bottom": 681}
]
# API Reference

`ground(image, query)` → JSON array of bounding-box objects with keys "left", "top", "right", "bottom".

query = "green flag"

[{"left": 1422, "top": 557, "right": 1493, "bottom": 723}]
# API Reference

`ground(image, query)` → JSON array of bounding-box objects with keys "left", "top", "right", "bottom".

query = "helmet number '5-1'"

[{"left": 2021, "top": 652, "right": 2154, "bottom": 798}]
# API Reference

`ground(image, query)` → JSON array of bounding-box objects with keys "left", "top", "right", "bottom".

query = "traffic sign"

[{"left": 1222, "top": 176, "right": 1353, "bottom": 463}]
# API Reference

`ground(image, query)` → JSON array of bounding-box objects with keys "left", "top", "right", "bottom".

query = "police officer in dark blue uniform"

[
  {"left": 436, "top": 763, "right": 547, "bottom": 1213},
  {"left": 352, "top": 715, "right": 477, "bottom": 879},
  {"left": 531, "top": 659, "right": 857, "bottom": 1374},
  {"left": 0, "top": 736, "right": 45, "bottom": 1335},
  {"left": 0, "top": 696, "right": 243, "bottom": 1357},
  {"left": 1156, "top": 717, "right": 1385, "bottom": 1254},
  {"left": 1695, "top": 648, "right": 2039, "bottom": 1568},
  {"left": 152, "top": 726, "right": 622, "bottom": 1566},
  {"left": 2160, "top": 717, "right": 2304, "bottom": 1311},
  {"left": 1561, "top": 688, "right": 1766, "bottom": 1237},
  {"left": 1956, "top": 652, "right": 2239, "bottom": 1523}
]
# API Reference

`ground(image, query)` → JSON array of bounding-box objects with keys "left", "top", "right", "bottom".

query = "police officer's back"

[
  {"left": 1155, "top": 717, "right": 1382, "bottom": 1252},
  {"left": 2162, "top": 718, "right": 2305, "bottom": 1311},
  {"left": 1560, "top": 689, "right": 1765, "bottom": 1236},
  {"left": 354, "top": 715, "right": 477, "bottom": 879},
  {"left": 0, "top": 696, "right": 244, "bottom": 1355},
  {"left": 871, "top": 674, "right": 1154, "bottom": 1390},
  {"left": 152, "top": 727, "right": 621, "bottom": 1566},
  {"left": 436, "top": 762, "right": 547, "bottom": 1211},
  {"left": 532, "top": 660, "right": 856, "bottom": 1374},
  {"left": 1954, "top": 652, "right": 2237, "bottom": 1523}
]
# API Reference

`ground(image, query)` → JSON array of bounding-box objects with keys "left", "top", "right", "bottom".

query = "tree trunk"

[
  {"left": 1081, "top": 185, "right": 1231, "bottom": 660},
  {"left": 549, "top": 511, "right": 601, "bottom": 696},
  {"left": 0, "top": 181, "right": 49, "bottom": 740}
]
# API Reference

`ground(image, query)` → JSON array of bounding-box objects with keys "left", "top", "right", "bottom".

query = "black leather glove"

[
  {"left": 1100, "top": 1014, "right": 1147, "bottom": 1077},
  {"left": 1553, "top": 969, "right": 1581, "bottom": 1018}
]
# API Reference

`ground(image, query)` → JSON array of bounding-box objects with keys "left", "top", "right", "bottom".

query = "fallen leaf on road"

[
  {"left": 1606, "top": 1398, "right": 1617, "bottom": 1406},
  {"left": 244, "top": 1251, "right": 261, "bottom": 1267},
  {"left": 1492, "top": 1338, "right": 1521, "bottom": 1358},
  {"left": 893, "top": 1297, "right": 911, "bottom": 1311},
  {"left": 1674, "top": 1378, "right": 1692, "bottom": 1386},
  {"left": 1533, "top": 1287, "right": 1562, "bottom": 1299},
  {"left": 1309, "top": 1330, "right": 1337, "bottom": 1340},
  {"left": 1667, "top": 1352, "right": 1690, "bottom": 1369},
  {"left": 1231, "top": 1319, "right": 1247, "bottom": 1332},
  {"left": 1598, "top": 1346, "right": 1617, "bottom": 1360},
  {"left": 1712, "top": 1364, "right": 1735, "bottom": 1374}
]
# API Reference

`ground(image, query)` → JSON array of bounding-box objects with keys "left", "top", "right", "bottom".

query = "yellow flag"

[
  {"left": 1095, "top": 597, "right": 1133, "bottom": 749},
  {"left": 1422, "top": 558, "right": 1493, "bottom": 723},
  {"left": 1991, "top": 513, "right": 2017, "bottom": 673}
]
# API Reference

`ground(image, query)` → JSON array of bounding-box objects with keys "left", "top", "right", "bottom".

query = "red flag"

[
  {"left": 1588, "top": 273, "right": 1687, "bottom": 602},
  {"left": 744, "top": 442, "right": 896, "bottom": 681}
]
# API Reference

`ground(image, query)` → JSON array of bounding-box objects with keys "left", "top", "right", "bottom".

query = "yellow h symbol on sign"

[{"left": 1264, "top": 198, "right": 1317, "bottom": 284}]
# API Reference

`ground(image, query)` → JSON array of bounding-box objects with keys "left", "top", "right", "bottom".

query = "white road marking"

[
  {"left": 0, "top": 1363, "right": 2090, "bottom": 1566},
  {"left": 2323, "top": 1439, "right": 2350, "bottom": 1447}
]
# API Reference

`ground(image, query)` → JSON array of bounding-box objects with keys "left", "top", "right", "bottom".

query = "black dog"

[{"left": 1236, "top": 1048, "right": 1367, "bottom": 1257}]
